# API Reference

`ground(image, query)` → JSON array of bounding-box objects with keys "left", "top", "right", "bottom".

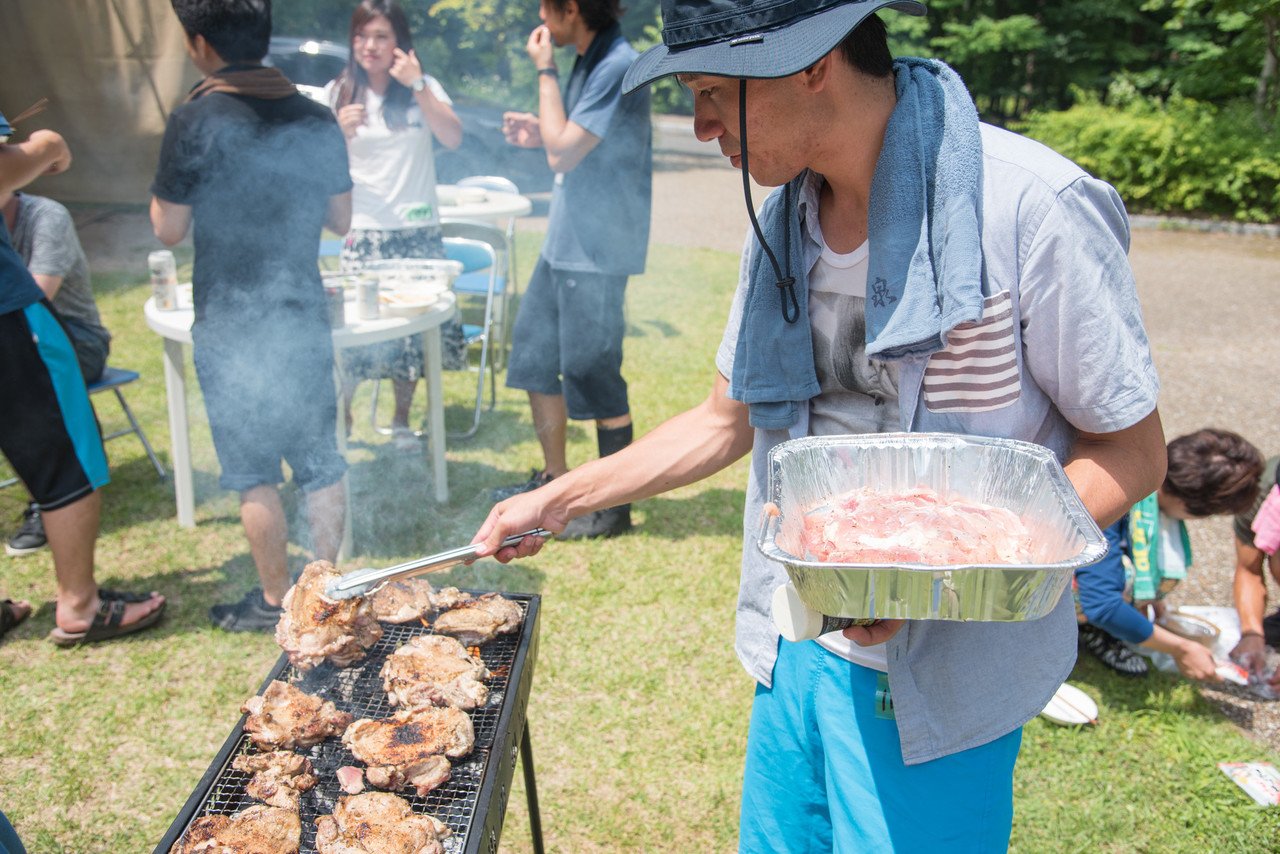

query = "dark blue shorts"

[
  {"left": 0, "top": 302, "right": 108, "bottom": 510},
  {"left": 505, "top": 258, "right": 629, "bottom": 421},
  {"left": 193, "top": 321, "right": 346, "bottom": 494}
]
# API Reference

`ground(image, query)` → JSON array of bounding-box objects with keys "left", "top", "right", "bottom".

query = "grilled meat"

[
  {"left": 172, "top": 804, "right": 300, "bottom": 854},
  {"left": 314, "top": 792, "right": 451, "bottom": 854},
  {"left": 363, "top": 756, "right": 451, "bottom": 797},
  {"left": 430, "top": 586, "right": 468, "bottom": 611},
  {"left": 242, "top": 680, "right": 353, "bottom": 751},
  {"left": 431, "top": 592, "right": 521, "bottom": 645},
  {"left": 232, "top": 750, "right": 317, "bottom": 811},
  {"left": 382, "top": 635, "right": 490, "bottom": 711},
  {"left": 342, "top": 705, "right": 475, "bottom": 796},
  {"left": 275, "top": 561, "right": 383, "bottom": 671},
  {"left": 369, "top": 579, "right": 438, "bottom": 624}
]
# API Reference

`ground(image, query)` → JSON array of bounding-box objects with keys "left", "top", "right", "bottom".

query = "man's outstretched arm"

[{"left": 473, "top": 371, "right": 754, "bottom": 560}]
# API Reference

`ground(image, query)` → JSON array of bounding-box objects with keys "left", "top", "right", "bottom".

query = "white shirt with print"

[{"left": 324, "top": 76, "right": 452, "bottom": 229}]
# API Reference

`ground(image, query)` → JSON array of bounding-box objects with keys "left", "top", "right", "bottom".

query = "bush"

[{"left": 1017, "top": 94, "right": 1280, "bottom": 224}]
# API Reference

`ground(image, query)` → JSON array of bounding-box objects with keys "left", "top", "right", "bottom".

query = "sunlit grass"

[{"left": 0, "top": 237, "right": 1276, "bottom": 851}]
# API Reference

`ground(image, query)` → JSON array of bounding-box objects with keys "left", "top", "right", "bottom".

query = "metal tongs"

[{"left": 323, "top": 528, "right": 552, "bottom": 601}]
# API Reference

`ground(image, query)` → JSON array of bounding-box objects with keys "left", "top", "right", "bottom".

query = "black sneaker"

[
  {"left": 5, "top": 503, "right": 47, "bottom": 556},
  {"left": 490, "top": 469, "right": 554, "bottom": 503},
  {"left": 560, "top": 505, "right": 632, "bottom": 541},
  {"left": 210, "top": 588, "right": 284, "bottom": 633},
  {"left": 1078, "top": 623, "right": 1149, "bottom": 677},
  {"left": 1262, "top": 608, "right": 1280, "bottom": 649}
]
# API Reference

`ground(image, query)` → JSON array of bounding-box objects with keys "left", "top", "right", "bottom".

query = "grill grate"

[{"left": 158, "top": 594, "right": 538, "bottom": 854}]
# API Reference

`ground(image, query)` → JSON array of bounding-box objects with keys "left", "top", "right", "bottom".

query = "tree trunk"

[{"left": 1256, "top": 13, "right": 1278, "bottom": 130}]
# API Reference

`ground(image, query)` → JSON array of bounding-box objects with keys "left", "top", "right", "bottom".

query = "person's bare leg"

[
  {"left": 341, "top": 376, "right": 358, "bottom": 437},
  {"left": 529, "top": 392, "right": 569, "bottom": 476},
  {"left": 241, "top": 485, "right": 290, "bottom": 607},
  {"left": 46, "top": 491, "right": 163, "bottom": 632},
  {"left": 306, "top": 479, "right": 346, "bottom": 565},
  {"left": 392, "top": 379, "right": 417, "bottom": 431}
]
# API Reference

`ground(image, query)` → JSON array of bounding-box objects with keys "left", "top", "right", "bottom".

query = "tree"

[{"left": 897, "top": 0, "right": 1170, "bottom": 123}]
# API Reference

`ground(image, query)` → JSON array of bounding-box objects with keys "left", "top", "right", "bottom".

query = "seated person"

[
  {"left": 1230, "top": 456, "right": 1280, "bottom": 689},
  {"left": 0, "top": 112, "right": 165, "bottom": 644},
  {"left": 1076, "top": 428, "right": 1264, "bottom": 680},
  {"left": 2, "top": 189, "right": 112, "bottom": 558}
]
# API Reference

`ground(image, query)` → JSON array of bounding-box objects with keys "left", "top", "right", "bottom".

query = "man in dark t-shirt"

[{"left": 151, "top": 0, "right": 353, "bottom": 631}]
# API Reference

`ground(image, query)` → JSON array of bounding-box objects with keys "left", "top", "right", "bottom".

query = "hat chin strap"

[{"left": 739, "top": 78, "right": 800, "bottom": 324}]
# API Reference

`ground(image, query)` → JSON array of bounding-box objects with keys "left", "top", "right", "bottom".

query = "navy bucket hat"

[{"left": 623, "top": 0, "right": 927, "bottom": 93}]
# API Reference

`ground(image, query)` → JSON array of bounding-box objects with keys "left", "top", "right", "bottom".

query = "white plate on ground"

[{"left": 1040, "top": 682, "right": 1099, "bottom": 726}]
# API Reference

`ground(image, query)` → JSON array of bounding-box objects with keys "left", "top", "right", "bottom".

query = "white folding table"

[{"left": 144, "top": 292, "right": 456, "bottom": 558}]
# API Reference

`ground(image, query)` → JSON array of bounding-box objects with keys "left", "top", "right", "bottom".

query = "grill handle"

[{"left": 324, "top": 528, "right": 552, "bottom": 600}]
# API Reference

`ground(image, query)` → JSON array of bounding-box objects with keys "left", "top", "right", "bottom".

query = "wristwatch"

[{"left": 411, "top": 75, "right": 427, "bottom": 93}]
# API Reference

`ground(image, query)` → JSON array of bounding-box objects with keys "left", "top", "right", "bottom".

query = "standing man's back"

[
  {"left": 151, "top": 0, "right": 354, "bottom": 633},
  {"left": 154, "top": 77, "right": 350, "bottom": 330}
]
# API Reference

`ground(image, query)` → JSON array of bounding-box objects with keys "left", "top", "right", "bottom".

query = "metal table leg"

[{"left": 520, "top": 723, "right": 545, "bottom": 854}]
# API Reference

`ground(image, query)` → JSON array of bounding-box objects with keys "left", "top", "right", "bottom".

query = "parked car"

[
  {"left": 264, "top": 36, "right": 349, "bottom": 105},
  {"left": 266, "top": 37, "right": 553, "bottom": 193}
]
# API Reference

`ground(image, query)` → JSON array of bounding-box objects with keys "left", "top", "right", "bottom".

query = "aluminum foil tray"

[{"left": 757, "top": 433, "right": 1107, "bottom": 622}]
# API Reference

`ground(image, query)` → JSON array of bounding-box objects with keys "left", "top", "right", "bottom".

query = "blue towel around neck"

[
  {"left": 730, "top": 174, "right": 821, "bottom": 430},
  {"left": 866, "top": 58, "right": 985, "bottom": 359},
  {"left": 729, "top": 58, "right": 986, "bottom": 429}
]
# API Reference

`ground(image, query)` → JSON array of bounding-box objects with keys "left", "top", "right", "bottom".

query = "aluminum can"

[
  {"left": 148, "top": 249, "right": 178, "bottom": 311},
  {"left": 357, "top": 274, "right": 380, "bottom": 320}
]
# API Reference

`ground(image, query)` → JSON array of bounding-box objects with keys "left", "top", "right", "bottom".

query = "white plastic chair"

[
  {"left": 456, "top": 175, "right": 521, "bottom": 365},
  {"left": 441, "top": 222, "right": 509, "bottom": 438}
]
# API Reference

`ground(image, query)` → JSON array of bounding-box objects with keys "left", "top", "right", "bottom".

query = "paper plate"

[
  {"left": 380, "top": 282, "right": 447, "bottom": 317},
  {"left": 1158, "top": 610, "right": 1221, "bottom": 648},
  {"left": 1040, "top": 682, "right": 1098, "bottom": 726}
]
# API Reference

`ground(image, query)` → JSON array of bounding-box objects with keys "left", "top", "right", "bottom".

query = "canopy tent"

[{"left": 0, "top": 0, "right": 196, "bottom": 205}]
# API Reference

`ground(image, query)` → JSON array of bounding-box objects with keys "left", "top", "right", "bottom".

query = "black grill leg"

[{"left": 520, "top": 723, "right": 545, "bottom": 854}]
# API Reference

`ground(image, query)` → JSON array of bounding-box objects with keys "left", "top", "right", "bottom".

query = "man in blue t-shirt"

[
  {"left": 0, "top": 113, "right": 166, "bottom": 646},
  {"left": 496, "top": 0, "right": 652, "bottom": 540}
]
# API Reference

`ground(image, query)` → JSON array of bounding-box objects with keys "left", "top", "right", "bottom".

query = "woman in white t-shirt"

[{"left": 326, "top": 0, "right": 463, "bottom": 447}]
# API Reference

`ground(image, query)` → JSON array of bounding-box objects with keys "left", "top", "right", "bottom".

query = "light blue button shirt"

[{"left": 717, "top": 124, "right": 1160, "bottom": 764}]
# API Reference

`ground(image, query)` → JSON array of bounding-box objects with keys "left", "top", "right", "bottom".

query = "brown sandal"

[{"left": 48, "top": 596, "right": 165, "bottom": 647}]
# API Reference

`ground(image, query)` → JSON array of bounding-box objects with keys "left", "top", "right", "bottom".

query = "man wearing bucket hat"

[{"left": 474, "top": 1, "right": 1167, "bottom": 848}]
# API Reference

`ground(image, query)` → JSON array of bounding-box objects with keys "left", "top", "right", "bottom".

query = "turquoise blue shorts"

[
  {"left": 739, "top": 639, "right": 1022, "bottom": 853},
  {"left": 0, "top": 302, "right": 107, "bottom": 509}
]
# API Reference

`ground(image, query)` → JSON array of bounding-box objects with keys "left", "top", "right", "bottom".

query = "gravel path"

[{"left": 72, "top": 143, "right": 1280, "bottom": 748}]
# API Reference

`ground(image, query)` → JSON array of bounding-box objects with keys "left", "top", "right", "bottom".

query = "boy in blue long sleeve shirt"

[{"left": 1076, "top": 428, "right": 1264, "bottom": 679}]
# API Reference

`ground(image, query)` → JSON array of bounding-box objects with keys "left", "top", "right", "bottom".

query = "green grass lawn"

[{"left": 0, "top": 238, "right": 1277, "bottom": 852}]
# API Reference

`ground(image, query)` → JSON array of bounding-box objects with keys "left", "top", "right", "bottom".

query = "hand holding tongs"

[{"left": 324, "top": 529, "right": 551, "bottom": 600}]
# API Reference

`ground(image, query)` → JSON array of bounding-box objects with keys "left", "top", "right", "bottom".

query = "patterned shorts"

[{"left": 340, "top": 225, "right": 467, "bottom": 379}]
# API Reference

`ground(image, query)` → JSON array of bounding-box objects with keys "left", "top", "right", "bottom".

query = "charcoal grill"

[{"left": 155, "top": 592, "right": 543, "bottom": 854}]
